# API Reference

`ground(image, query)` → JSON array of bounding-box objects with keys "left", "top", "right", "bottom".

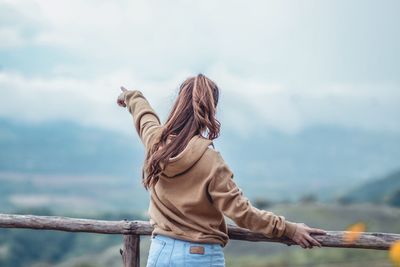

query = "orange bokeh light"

[
  {"left": 390, "top": 240, "right": 400, "bottom": 266},
  {"left": 343, "top": 222, "right": 366, "bottom": 245}
]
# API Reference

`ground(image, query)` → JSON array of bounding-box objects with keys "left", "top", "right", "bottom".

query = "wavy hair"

[{"left": 142, "top": 73, "right": 220, "bottom": 190}]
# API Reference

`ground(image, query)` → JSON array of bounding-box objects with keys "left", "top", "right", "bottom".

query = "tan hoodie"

[{"left": 124, "top": 90, "right": 298, "bottom": 247}]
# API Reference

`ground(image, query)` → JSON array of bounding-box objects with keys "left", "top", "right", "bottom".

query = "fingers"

[
  {"left": 117, "top": 88, "right": 127, "bottom": 107},
  {"left": 294, "top": 237, "right": 306, "bottom": 249},
  {"left": 305, "top": 234, "right": 322, "bottom": 248},
  {"left": 116, "top": 99, "right": 126, "bottom": 107},
  {"left": 309, "top": 228, "right": 327, "bottom": 235},
  {"left": 301, "top": 238, "right": 312, "bottom": 249},
  {"left": 294, "top": 223, "right": 325, "bottom": 249}
]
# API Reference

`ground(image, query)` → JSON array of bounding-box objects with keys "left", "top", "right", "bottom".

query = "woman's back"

[
  {"left": 116, "top": 74, "right": 325, "bottom": 266},
  {"left": 149, "top": 132, "right": 230, "bottom": 246},
  {"left": 120, "top": 89, "right": 298, "bottom": 248}
]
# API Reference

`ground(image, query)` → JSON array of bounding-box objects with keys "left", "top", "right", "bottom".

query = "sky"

[{"left": 0, "top": 0, "right": 399, "bottom": 137}]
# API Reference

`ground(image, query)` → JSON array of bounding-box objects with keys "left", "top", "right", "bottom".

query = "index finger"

[
  {"left": 309, "top": 228, "right": 327, "bottom": 235},
  {"left": 120, "top": 86, "right": 128, "bottom": 92}
]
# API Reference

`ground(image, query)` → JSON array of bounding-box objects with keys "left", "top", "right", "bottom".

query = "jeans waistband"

[{"left": 153, "top": 234, "right": 223, "bottom": 247}]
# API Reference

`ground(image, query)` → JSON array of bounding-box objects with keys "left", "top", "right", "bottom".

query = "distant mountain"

[
  {"left": 338, "top": 169, "right": 400, "bottom": 205},
  {"left": 215, "top": 125, "right": 400, "bottom": 201},
  {"left": 1, "top": 117, "right": 400, "bottom": 206},
  {"left": 0, "top": 118, "right": 149, "bottom": 213},
  {"left": 0, "top": 118, "right": 144, "bottom": 175}
]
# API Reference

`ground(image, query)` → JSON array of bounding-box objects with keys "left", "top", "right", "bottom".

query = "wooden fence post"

[{"left": 120, "top": 234, "right": 140, "bottom": 267}]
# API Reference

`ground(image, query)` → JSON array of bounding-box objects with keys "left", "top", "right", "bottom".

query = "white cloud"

[
  {"left": 214, "top": 68, "right": 400, "bottom": 135},
  {"left": 0, "top": 27, "right": 25, "bottom": 48},
  {"left": 1, "top": 68, "right": 399, "bottom": 136},
  {"left": 2, "top": 0, "right": 398, "bottom": 82},
  {"left": 0, "top": 70, "right": 179, "bottom": 133},
  {"left": 0, "top": 0, "right": 399, "bottom": 135}
]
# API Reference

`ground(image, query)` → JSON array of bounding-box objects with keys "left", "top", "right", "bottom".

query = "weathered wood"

[
  {"left": 0, "top": 214, "right": 152, "bottom": 234},
  {"left": 0, "top": 213, "right": 399, "bottom": 250},
  {"left": 120, "top": 235, "right": 140, "bottom": 267},
  {"left": 227, "top": 223, "right": 400, "bottom": 250}
]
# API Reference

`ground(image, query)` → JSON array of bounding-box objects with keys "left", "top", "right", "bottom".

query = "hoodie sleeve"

[
  {"left": 208, "top": 152, "right": 298, "bottom": 239},
  {"left": 124, "top": 90, "right": 162, "bottom": 149}
]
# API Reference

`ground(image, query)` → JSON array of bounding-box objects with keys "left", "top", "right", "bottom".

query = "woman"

[{"left": 116, "top": 73, "right": 327, "bottom": 267}]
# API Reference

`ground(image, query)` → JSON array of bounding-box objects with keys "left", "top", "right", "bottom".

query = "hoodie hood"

[{"left": 161, "top": 134, "right": 213, "bottom": 178}]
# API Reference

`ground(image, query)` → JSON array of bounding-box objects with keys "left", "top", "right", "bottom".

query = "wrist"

[
  {"left": 123, "top": 90, "right": 142, "bottom": 104},
  {"left": 284, "top": 221, "right": 298, "bottom": 239}
]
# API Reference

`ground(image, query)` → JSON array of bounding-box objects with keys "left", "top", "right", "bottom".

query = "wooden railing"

[{"left": 1, "top": 213, "right": 399, "bottom": 267}]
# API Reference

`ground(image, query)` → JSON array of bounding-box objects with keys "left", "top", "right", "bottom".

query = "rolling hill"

[
  {"left": 338, "top": 169, "right": 400, "bottom": 205},
  {"left": 1, "top": 117, "right": 400, "bottom": 213}
]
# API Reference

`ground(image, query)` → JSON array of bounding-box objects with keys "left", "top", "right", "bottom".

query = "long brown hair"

[{"left": 142, "top": 73, "right": 220, "bottom": 190}]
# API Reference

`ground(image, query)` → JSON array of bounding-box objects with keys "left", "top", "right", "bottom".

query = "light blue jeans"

[{"left": 146, "top": 234, "right": 225, "bottom": 267}]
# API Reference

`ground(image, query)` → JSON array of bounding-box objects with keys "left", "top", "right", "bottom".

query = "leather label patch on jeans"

[{"left": 189, "top": 245, "right": 205, "bottom": 254}]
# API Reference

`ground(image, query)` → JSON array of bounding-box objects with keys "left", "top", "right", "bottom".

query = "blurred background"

[{"left": 0, "top": 0, "right": 399, "bottom": 266}]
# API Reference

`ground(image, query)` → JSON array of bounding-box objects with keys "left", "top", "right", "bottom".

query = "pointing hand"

[{"left": 117, "top": 86, "right": 129, "bottom": 107}]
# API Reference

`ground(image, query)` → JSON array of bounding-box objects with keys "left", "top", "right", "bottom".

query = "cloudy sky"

[{"left": 1, "top": 0, "right": 399, "bottom": 137}]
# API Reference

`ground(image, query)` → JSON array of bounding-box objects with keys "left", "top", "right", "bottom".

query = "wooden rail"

[{"left": 1, "top": 213, "right": 399, "bottom": 267}]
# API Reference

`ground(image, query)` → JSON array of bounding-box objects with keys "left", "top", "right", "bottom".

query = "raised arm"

[{"left": 118, "top": 88, "right": 162, "bottom": 149}]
